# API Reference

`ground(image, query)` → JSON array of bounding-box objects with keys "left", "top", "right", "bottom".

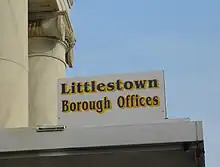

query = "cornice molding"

[
  {"left": 28, "top": 0, "right": 73, "bottom": 13},
  {"left": 57, "top": 0, "right": 74, "bottom": 11}
]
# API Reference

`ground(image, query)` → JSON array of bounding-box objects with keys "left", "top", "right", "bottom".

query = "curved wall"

[{"left": 0, "top": 0, "right": 28, "bottom": 128}]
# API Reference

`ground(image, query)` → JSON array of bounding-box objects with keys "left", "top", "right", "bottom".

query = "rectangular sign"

[{"left": 57, "top": 70, "right": 167, "bottom": 127}]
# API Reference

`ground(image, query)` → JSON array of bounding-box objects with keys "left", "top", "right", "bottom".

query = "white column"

[
  {"left": 28, "top": 37, "right": 67, "bottom": 126},
  {"left": 0, "top": 0, "right": 28, "bottom": 128},
  {"left": 28, "top": 13, "right": 75, "bottom": 127}
]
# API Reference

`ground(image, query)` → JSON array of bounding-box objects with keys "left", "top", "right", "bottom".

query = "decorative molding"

[
  {"left": 28, "top": 0, "right": 73, "bottom": 13},
  {"left": 28, "top": 0, "right": 75, "bottom": 67},
  {"left": 28, "top": 11, "right": 75, "bottom": 68},
  {"left": 67, "top": 0, "right": 74, "bottom": 7},
  {"left": 56, "top": 0, "right": 74, "bottom": 11}
]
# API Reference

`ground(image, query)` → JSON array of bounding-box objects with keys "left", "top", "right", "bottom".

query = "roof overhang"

[
  {"left": 0, "top": 142, "right": 205, "bottom": 167},
  {"left": 0, "top": 120, "right": 205, "bottom": 167}
]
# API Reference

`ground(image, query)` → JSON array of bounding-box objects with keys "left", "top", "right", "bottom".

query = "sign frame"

[{"left": 57, "top": 70, "right": 167, "bottom": 127}]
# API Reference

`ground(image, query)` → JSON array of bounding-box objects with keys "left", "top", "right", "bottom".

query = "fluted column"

[
  {"left": 28, "top": 11, "right": 75, "bottom": 127},
  {"left": 0, "top": 0, "right": 28, "bottom": 128}
]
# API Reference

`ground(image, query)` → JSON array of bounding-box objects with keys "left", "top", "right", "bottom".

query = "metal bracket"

[
  {"left": 36, "top": 125, "right": 67, "bottom": 132},
  {"left": 194, "top": 142, "right": 205, "bottom": 167}
]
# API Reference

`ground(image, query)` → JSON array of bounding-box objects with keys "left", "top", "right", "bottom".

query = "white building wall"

[{"left": 0, "top": 0, "right": 28, "bottom": 128}]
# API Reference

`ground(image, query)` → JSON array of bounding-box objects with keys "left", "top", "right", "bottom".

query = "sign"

[{"left": 57, "top": 70, "right": 167, "bottom": 127}]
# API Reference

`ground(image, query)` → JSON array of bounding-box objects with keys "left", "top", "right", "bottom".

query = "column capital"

[{"left": 28, "top": 0, "right": 75, "bottom": 67}]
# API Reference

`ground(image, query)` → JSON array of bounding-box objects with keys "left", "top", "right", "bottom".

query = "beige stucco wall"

[
  {"left": 0, "top": 0, "right": 28, "bottom": 128},
  {"left": 28, "top": 37, "right": 67, "bottom": 127}
]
